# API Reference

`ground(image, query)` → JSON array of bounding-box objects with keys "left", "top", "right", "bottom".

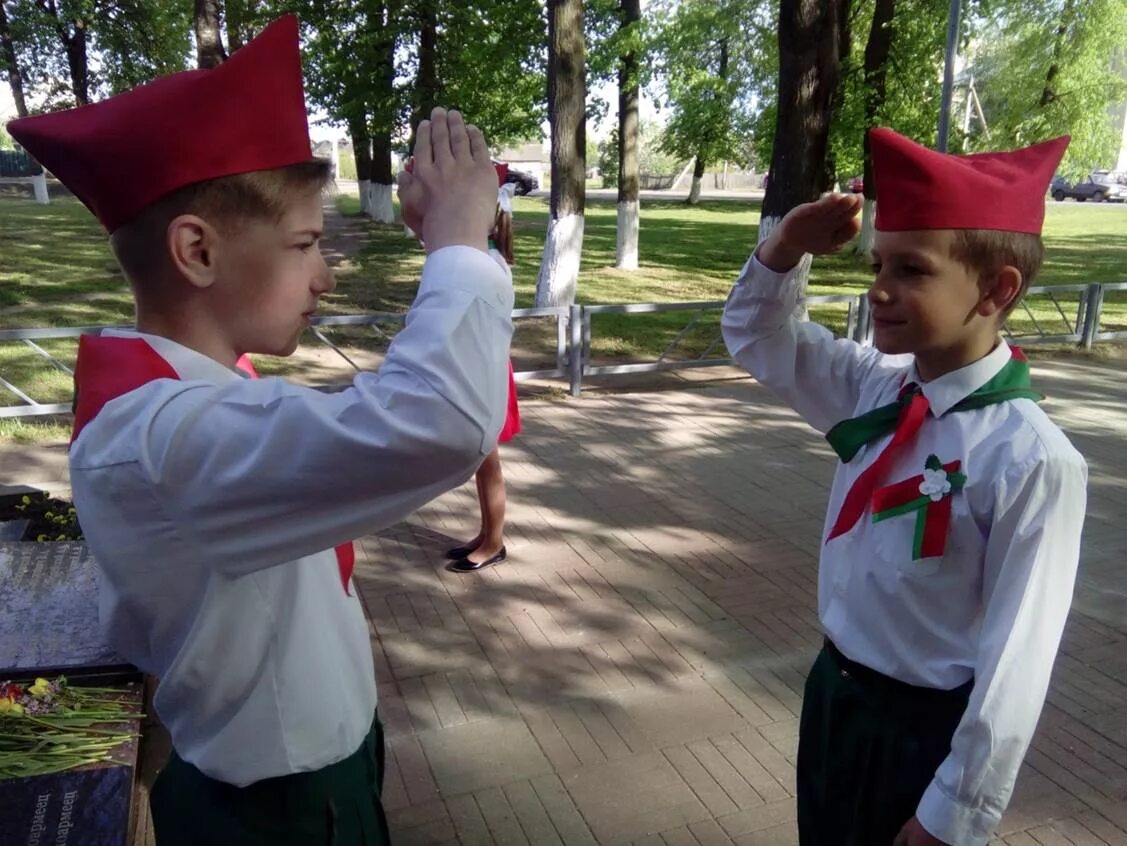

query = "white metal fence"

[{"left": 1, "top": 282, "right": 1124, "bottom": 417}]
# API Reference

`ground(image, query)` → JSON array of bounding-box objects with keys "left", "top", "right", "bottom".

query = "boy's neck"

[
  {"left": 135, "top": 310, "right": 239, "bottom": 370},
  {"left": 913, "top": 332, "right": 1001, "bottom": 383}
]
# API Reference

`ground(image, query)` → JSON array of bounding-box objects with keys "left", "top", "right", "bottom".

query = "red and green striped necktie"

[{"left": 824, "top": 348, "right": 1041, "bottom": 542}]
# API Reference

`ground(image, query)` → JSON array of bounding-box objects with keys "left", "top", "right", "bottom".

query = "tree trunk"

[
  {"left": 408, "top": 0, "right": 440, "bottom": 153},
  {"left": 349, "top": 117, "right": 374, "bottom": 217},
  {"left": 48, "top": 4, "right": 90, "bottom": 106},
  {"left": 1039, "top": 0, "right": 1075, "bottom": 108},
  {"left": 688, "top": 155, "right": 705, "bottom": 204},
  {"left": 0, "top": 1, "right": 28, "bottom": 117},
  {"left": 759, "top": 0, "right": 852, "bottom": 306},
  {"left": 369, "top": 5, "right": 399, "bottom": 225},
  {"left": 615, "top": 0, "right": 641, "bottom": 270},
  {"left": 225, "top": 0, "right": 248, "bottom": 52},
  {"left": 195, "top": 0, "right": 227, "bottom": 69},
  {"left": 856, "top": 0, "right": 896, "bottom": 258},
  {"left": 536, "top": 0, "right": 587, "bottom": 308}
]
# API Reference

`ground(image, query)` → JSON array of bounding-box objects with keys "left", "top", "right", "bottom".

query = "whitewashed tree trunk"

[
  {"left": 615, "top": 0, "right": 641, "bottom": 271},
  {"left": 358, "top": 178, "right": 373, "bottom": 217},
  {"left": 369, "top": 182, "right": 394, "bottom": 223},
  {"left": 688, "top": 175, "right": 702, "bottom": 204},
  {"left": 757, "top": 214, "right": 811, "bottom": 320},
  {"left": 536, "top": 213, "right": 585, "bottom": 307},
  {"left": 616, "top": 201, "right": 638, "bottom": 270},
  {"left": 32, "top": 172, "right": 48, "bottom": 204},
  {"left": 855, "top": 198, "right": 876, "bottom": 258}
]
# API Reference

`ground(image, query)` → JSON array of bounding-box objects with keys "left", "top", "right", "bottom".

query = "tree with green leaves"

[
  {"left": 195, "top": 0, "right": 226, "bottom": 68},
  {"left": 967, "top": 0, "right": 1127, "bottom": 177},
  {"left": 536, "top": 0, "right": 586, "bottom": 307},
  {"left": 758, "top": 0, "right": 853, "bottom": 303},
  {"left": 615, "top": 0, "right": 641, "bottom": 268},
  {"left": 651, "top": 0, "right": 767, "bottom": 204},
  {"left": 6, "top": 1, "right": 190, "bottom": 108},
  {"left": 287, "top": 0, "right": 403, "bottom": 223},
  {"left": 825, "top": 0, "right": 949, "bottom": 255},
  {"left": 396, "top": 0, "right": 546, "bottom": 155},
  {"left": 0, "top": 1, "right": 29, "bottom": 116}
]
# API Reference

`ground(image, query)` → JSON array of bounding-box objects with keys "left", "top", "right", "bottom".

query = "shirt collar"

[
  {"left": 908, "top": 340, "right": 1013, "bottom": 417},
  {"left": 100, "top": 329, "right": 245, "bottom": 384}
]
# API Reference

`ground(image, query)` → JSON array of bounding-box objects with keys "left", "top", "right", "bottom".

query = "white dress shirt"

[
  {"left": 69, "top": 246, "right": 514, "bottom": 787},
  {"left": 721, "top": 255, "right": 1087, "bottom": 845}
]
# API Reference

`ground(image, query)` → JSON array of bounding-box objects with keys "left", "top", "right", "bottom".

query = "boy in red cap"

[
  {"left": 9, "top": 15, "right": 512, "bottom": 846},
  {"left": 722, "top": 129, "right": 1086, "bottom": 846}
]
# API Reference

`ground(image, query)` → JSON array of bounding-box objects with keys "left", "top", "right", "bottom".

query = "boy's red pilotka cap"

[
  {"left": 6, "top": 15, "right": 311, "bottom": 233},
  {"left": 869, "top": 127, "right": 1070, "bottom": 235}
]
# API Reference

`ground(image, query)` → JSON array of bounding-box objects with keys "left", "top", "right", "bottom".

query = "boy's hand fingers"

[
  {"left": 467, "top": 124, "right": 490, "bottom": 163},
  {"left": 412, "top": 122, "right": 432, "bottom": 173},
  {"left": 429, "top": 106, "right": 453, "bottom": 168},
  {"left": 447, "top": 110, "right": 471, "bottom": 160}
]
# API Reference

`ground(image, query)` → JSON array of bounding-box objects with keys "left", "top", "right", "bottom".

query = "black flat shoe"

[
  {"left": 447, "top": 546, "right": 507, "bottom": 573},
  {"left": 445, "top": 542, "right": 481, "bottom": 559}
]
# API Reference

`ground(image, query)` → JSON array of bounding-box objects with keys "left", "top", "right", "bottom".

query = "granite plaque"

[
  {"left": 0, "top": 520, "right": 29, "bottom": 541},
  {"left": 0, "top": 543, "right": 130, "bottom": 677},
  {"left": 0, "top": 766, "right": 132, "bottom": 846}
]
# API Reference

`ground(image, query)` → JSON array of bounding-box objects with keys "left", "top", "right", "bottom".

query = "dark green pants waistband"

[
  {"left": 150, "top": 712, "right": 390, "bottom": 846},
  {"left": 797, "top": 645, "right": 971, "bottom": 846}
]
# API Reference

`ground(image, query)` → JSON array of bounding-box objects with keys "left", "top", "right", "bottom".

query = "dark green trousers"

[
  {"left": 150, "top": 713, "right": 390, "bottom": 846},
  {"left": 797, "top": 642, "right": 971, "bottom": 846}
]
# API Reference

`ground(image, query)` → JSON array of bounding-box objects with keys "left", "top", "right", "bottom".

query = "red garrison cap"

[
  {"left": 870, "top": 128, "right": 1069, "bottom": 235},
  {"left": 7, "top": 15, "right": 311, "bottom": 232}
]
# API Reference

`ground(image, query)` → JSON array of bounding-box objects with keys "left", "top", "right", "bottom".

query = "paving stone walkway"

[{"left": 352, "top": 358, "right": 1127, "bottom": 846}]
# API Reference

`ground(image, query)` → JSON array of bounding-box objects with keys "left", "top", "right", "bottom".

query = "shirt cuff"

[
  {"left": 916, "top": 780, "right": 998, "bottom": 846},
  {"left": 419, "top": 245, "right": 514, "bottom": 313}
]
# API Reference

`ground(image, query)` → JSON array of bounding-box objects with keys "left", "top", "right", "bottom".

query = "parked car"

[
  {"left": 846, "top": 176, "right": 864, "bottom": 193},
  {"left": 1050, "top": 171, "right": 1127, "bottom": 202},
  {"left": 494, "top": 161, "right": 539, "bottom": 195}
]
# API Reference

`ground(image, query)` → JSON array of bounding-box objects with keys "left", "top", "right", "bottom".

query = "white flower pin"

[{"left": 918, "top": 467, "right": 952, "bottom": 501}]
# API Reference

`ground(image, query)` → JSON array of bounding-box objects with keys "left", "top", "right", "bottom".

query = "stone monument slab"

[{"left": 0, "top": 542, "right": 130, "bottom": 677}]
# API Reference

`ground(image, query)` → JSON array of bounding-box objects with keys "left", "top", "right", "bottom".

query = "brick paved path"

[{"left": 354, "top": 358, "right": 1127, "bottom": 846}]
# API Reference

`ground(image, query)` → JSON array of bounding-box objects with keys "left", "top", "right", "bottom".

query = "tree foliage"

[
  {"left": 6, "top": 0, "right": 191, "bottom": 109},
  {"left": 650, "top": 0, "right": 769, "bottom": 169},
  {"left": 967, "top": 0, "right": 1127, "bottom": 176}
]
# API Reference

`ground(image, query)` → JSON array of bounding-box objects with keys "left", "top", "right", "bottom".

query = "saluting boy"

[
  {"left": 721, "top": 129, "right": 1087, "bottom": 846},
  {"left": 10, "top": 16, "right": 513, "bottom": 845}
]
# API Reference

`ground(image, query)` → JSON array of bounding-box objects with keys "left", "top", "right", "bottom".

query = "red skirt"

[{"left": 498, "top": 360, "right": 521, "bottom": 444}]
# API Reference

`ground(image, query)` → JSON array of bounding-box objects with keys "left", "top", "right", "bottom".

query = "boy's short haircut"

[
  {"left": 111, "top": 159, "right": 333, "bottom": 285},
  {"left": 950, "top": 229, "right": 1045, "bottom": 314}
]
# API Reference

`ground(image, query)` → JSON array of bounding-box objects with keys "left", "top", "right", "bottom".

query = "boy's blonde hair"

[
  {"left": 110, "top": 160, "right": 333, "bottom": 286},
  {"left": 950, "top": 229, "right": 1044, "bottom": 315}
]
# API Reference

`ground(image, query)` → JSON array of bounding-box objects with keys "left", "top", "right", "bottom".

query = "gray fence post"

[
  {"left": 555, "top": 311, "right": 567, "bottom": 375},
  {"left": 1080, "top": 283, "right": 1103, "bottom": 350},
  {"left": 569, "top": 303, "right": 583, "bottom": 397},
  {"left": 855, "top": 295, "right": 872, "bottom": 345}
]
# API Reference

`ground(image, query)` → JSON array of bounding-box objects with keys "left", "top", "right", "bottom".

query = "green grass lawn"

[{"left": 2, "top": 189, "right": 1125, "bottom": 434}]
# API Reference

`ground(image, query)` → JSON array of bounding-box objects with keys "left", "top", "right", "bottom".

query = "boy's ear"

[
  {"left": 167, "top": 215, "right": 221, "bottom": 290},
  {"left": 977, "top": 265, "right": 1023, "bottom": 318}
]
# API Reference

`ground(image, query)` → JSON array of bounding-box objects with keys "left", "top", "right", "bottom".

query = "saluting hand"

[
  {"left": 757, "top": 192, "right": 863, "bottom": 273},
  {"left": 397, "top": 107, "right": 499, "bottom": 254}
]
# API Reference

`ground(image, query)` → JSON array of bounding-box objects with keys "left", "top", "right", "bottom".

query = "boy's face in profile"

[
  {"left": 868, "top": 229, "right": 997, "bottom": 370},
  {"left": 209, "top": 190, "right": 334, "bottom": 357}
]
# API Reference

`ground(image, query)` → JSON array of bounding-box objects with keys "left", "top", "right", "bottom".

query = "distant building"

[{"left": 495, "top": 141, "right": 547, "bottom": 186}]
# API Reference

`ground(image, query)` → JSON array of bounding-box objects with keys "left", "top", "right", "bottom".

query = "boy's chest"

[{"left": 825, "top": 415, "right": 1001, "bottom": 587}]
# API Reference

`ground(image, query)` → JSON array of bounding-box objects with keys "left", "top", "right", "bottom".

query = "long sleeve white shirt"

[
  {"left": 721, "top": 255, "right": 1087, "bottom": 845},
  {"left": 69, "top": 246, "right": 514, "bottom": 786}
]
